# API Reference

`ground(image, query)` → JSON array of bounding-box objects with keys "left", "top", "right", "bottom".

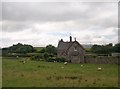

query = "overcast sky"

[{"left": 1, "top": 1, "right": 118, "bottom": 47}]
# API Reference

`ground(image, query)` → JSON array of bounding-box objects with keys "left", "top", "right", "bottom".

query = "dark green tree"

[
  {"left": 44, "top": 52, "right": 49, "bottom": 59},
  {"left": 45, "top": 45, "right": 57, "bottom": 55},
  {"left": 91, "top": 43, "right": 113, "bottom": 54},
  {"left": 5, "top": 43, "right": 35, "bottom": 54},
  {"left": 113, "top": 43, "right": 120, "bottom": 52}
]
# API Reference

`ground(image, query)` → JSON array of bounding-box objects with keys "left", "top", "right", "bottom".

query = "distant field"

[
  {"left": 34, "top": 47, "right": 45, "bottom": 51},
  {"left": 2, "top": 57, "right": 118, "bottom": 87}
]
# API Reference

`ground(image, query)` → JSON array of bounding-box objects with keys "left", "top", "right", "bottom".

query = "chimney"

[
  {"left": 70, "top": 36, "right": 72, "bottom": 42},
  {"left": 60, "top": 39, "right": 63, "bottom": 42},
  {"left": 75, "top": 37, "right": 76, "bottom": 41}
]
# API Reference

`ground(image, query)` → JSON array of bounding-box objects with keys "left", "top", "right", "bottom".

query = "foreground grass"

[
  {"left": 0, "top": 57, "right": 2, "bottom": 88},
  {"left": 2, "top": 57, "right": 118, "bottom": 87}
]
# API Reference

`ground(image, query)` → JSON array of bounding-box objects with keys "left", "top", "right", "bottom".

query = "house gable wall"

[{"left": 67, "top": 42, "right": 85, "bottom": 63}]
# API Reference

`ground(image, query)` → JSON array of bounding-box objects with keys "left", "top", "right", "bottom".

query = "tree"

[
  {"left": 113, "top": 43, "right": 120, "bottom": 53},
  {"left": 44, "top": 52, "right": 49, "bottom": 59},
  {"left": 91, "top": 43, "right": 113, "bottom": 54},
  {"left": 2, "top": 48, "right": 9, "bottom": 56},
  {"left": 4, "top": 43, "right": 35, "bottom": 54},
  {"left": 45, "top": 45, "right": 57, "bottom": 55}
]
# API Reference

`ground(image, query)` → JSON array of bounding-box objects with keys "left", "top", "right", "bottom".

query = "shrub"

[
  {"left": 30, "top": 54, "right": 44, "bottom": 61},
  {"left": 44, "top": 57, "right": 66, "bottom": 62},
  {"left": 45, "top": 57, "right": 56, "bottom": 62},
  {"left": 44, "top": 52, "right": 49, "bottom": 59},
  {"left": 55, "top": 57, "right": 66, "bottom": 62}
]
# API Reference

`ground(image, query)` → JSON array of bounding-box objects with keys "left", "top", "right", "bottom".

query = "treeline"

[
  {"left": 2, "top": 42, "right": 120, "bottom": 61},
  {"left": 2, "top": 43, "right": 35, "bottom": 56},
  {"left": 90, "top": 43, "right": 120, "bottom": 54},
  {"left": 2, "top": 43, "right": 65, "bottom": 62},
  {"left": 2, "top": 43, "right": 120, "bottom": 55},
  {"left": 2, "top": 43, "right": 57, "bottom": 55}
]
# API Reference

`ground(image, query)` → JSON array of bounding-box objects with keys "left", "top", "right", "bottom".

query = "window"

[{"left": 74, "top": 47, "right": 77, "bottom": 51}]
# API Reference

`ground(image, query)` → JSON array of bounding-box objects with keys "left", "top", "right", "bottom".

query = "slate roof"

[
  {"left": 57, "top": 41, "right": 73, "bottom": 51},
  {"left": 57, "top": 40, "right": 84, "bottom": 56}
]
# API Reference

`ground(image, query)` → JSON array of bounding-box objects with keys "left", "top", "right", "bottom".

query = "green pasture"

[
  {"left": 2, "top": 57, "right": 118, "bottom": 87},
  {"left": 0, "top": 57, "right": 2, "bottom": 88}
]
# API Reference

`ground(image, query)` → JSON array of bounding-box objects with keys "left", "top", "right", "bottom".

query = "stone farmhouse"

[{"left": 57, "top": 36, "right": 85, "bottom": 63}]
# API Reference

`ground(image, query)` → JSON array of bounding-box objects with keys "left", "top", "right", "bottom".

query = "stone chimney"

[
  {"left": 75, "top": 37, "right": 76, "bottom": 41},
  {"left": 70, "top": 36, "right": 72, "bottom": 42},
  {"left": 60, "top": 39, "right": 63, "bottom": 42}
]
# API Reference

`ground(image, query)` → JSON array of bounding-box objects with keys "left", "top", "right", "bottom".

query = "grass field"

[
  {"left": 0, "top": 57, "right": 2, "bottom": 88},
  {"left": 2, "top": 57, "right": 119, "bottom": 87}
]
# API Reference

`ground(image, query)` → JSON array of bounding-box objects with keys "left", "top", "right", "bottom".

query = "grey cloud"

[
  {"left": 0, "top": 2, "right": 2, "bottom": 21},
  {"left": 2, "top": 2, "right": 117, "bottom": 23},
  {"left": 2, "top": 2, "right": 90, "bottom": 22},
  {"left": 2, "top": 2, "right": 117, "bottom": 31},
  {"left": 2, "top": 21, "right": 32, "bottom": 32},
  {"left": 1, "top": 2, "right": 118, "bottom": 47}
]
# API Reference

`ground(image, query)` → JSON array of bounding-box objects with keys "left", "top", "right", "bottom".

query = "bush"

[
  {"left": 30, "top": 54, "right": 44, "bottom": 61},
  {"left": 55, "top": 57, "right": 66, "bottom": 62},
  {"left": 44, "top": 57, "right": 66, "bottom": 62},
  {"left": 44, "top": 57, "right": 55, "bottom": 62},
  {"left": 44, "top": 52, "right": 49, "bottom": 59}
]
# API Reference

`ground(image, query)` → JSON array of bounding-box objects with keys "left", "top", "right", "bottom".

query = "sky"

[{"left": 1, "top": 1, "right": 118, "bottom": 47}]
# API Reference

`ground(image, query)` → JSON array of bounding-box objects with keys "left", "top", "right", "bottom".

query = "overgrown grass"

[{"left": 2, "top": 57, "right": 118, "bottom": 87}]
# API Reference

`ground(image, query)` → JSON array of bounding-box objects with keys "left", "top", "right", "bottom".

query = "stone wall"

[{"left": 84, "top": 56, "right": 119, "bottom": 64}]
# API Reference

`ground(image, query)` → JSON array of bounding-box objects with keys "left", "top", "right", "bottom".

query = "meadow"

[
  {"left": 2, "top": 57, "right": 119, "bottom": 87},
  {"left": 0, "top": 57, "right": 2, "bottom": 88}
]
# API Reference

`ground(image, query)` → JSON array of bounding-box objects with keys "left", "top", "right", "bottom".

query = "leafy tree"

[
  {"left": 113, "top": 43, "right": 120, "bottom": 52},
  {"left": 44, "top": 52, "right": 49, "bottom": 59},
  {"left": 45, "top": 45, "right": 57, "bottom": 55},
  {"left": 91, "top": 43, "right": 113, "bottom": 54},
  {"left": 2, "top": 48, "right": 9, "bottom": 56},
  {"left": 4, "top": 43, "right": 35, "bottom": 54}
]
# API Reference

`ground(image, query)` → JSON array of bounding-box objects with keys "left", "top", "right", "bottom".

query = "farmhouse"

[{"left": 57, "top": 36, "right": 85, "bottom": 63}]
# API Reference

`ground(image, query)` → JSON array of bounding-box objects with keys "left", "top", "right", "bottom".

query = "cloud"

[
  {"left": 2, "top": 21, "right": 32, "bottom": 32},
  {"left": 1, "top": 2, "right": 118, "bottom": 47},
  {"left": 2, "top": 2, "right": 117, "bottom": 24},
  {"left": 2, "top": 2, "right": 90, "bottom": 21}
]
